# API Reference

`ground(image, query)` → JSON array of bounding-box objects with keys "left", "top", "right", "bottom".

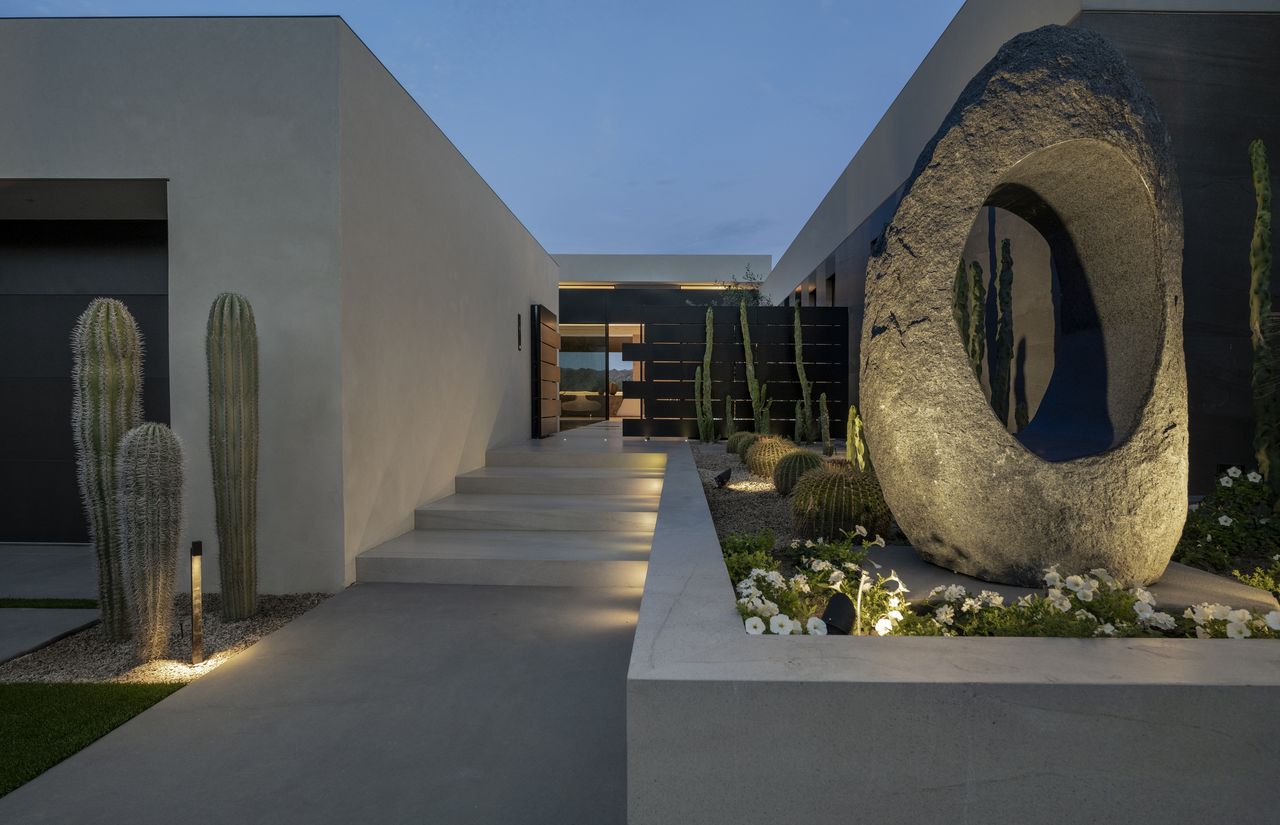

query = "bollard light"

[{"left": 191, "top": 541, "right": 204, "bottom": 665}]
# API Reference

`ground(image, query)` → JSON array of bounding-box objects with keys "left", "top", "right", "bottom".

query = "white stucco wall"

[
  {"left": 0, "top": 17, "right": 347, "bottom": 593},
  {"left": 337, "top": 28, "right": 559, "bottom": 582}
]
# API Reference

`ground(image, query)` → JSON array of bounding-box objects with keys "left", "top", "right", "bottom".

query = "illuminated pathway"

[{"left": 0, "top": 423, "right": 669, "bottom": 824}]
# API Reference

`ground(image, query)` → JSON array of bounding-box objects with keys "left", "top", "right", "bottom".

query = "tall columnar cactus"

[
  {"left": 72, "top": 298, "right": 144, "bottom": 641},
  {"left": 773, "top": 449, "right": 824, "bottom": 496},
  {"left": 739, "top": 299, "right": 770, "bottom": 433},
  {"left": 694, "top": 307, "right": 715, "bottom": 442},
  {"left": 1250, "top": 139, "right": 1276, "bottom": 484},
  {"left": 793, "top": 305, "right": 814, "bottom": 442},
  {"left": 117, "top": 423, "right": 184, "bottom": 662},
  {"left": 722, "top": 395, "right": 737, "bottom": 439},
  {"left": 207, "top": 293, "right": 260, "bottom": 621},
  {"left": 967, "top": 261, "right": 987, "bottom": 381},
  {"left": 846, "top": 405, "right": 867, "bottom": 473},
  {"left": 990, "top": 239, "right": 1015, "bottom": 427},
  {"left": 818, "top": 392, "right": 833, "bottom": 456},
  {"left": 791, "top": 461, "right": 891, "bottom": 541},
  {"left": 1014, "top": 339, "right": 1030, "bottom": 431}
]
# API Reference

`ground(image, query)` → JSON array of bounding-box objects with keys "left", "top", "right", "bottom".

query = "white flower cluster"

[
  {"left": 1183, "top": 603, "right": 1280, "bottom": 639},
  {"left": 737, "top": 566, "right": 827, "bottom": 635},
  {"left": 1219, "top": 466, "right": 1263, "bottom": 488}
]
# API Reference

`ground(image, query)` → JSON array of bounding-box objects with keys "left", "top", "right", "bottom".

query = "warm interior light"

[
  {"left": 677, "top": 284, "right": 728, "bottom": 290},
  {"left": 559, "top": 282, "right": 616, "bottom": 289}
]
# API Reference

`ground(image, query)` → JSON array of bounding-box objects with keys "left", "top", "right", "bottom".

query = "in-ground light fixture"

[
  {"left": 191, "top": 541, "right": 204, "bottom": 665},
  {"left": 714, "top": 468, "right": 731, "bottom": 488},
  {"left": 821, "top": 592, "right": 854, "bottom": 636}
]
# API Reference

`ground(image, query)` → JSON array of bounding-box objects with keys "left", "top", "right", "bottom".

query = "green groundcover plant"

[
  {"left": 1176, "top": 465, "right": 1280, "bottom": 597},
  {"left": 725, "top": 531, "right": 1280, "bottom": 639}
]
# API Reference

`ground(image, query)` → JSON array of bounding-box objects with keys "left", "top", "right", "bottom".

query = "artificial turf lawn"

[
  {"left": 0, "top": 599, "right": 98, "bottom": 609},
  {"left": 0, "top": 682, "right": 183, "bottom": 797}
]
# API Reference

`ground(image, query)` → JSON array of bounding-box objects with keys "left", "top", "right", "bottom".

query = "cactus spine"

[
  {"left": 117, "top": 423, "right": 184, "bottom": 662},
  {"left": 819, "top": 392, "right": 833, "bottom": 456},
  {"left": 739, "top": 299, "right": 770, "bottom": 433},
  {"left": 207, "top": 293, "right": 260, "bottom": 620},
  {"left": 722, "top": 395, "right": 737, "bottom": 439},
  {"left": 791, "top": 461, "right": 891, "bottom": 541},
  {"left": 745, "top": 436, "right": 796, "bottom": 478},
  {"left": 72, "top": 298, "right": 143, "bottom": 641},
  {"left": 1250, "top": 139, "right": 1276, "bottom": 485},
  {"left": 694, "top": 306, "right": 715, "bottom": 442},
  {"left": 773, "top": 449, "right": 823, "bottom": 496},
  {"left": 846, "top": 404, "right": 867, "bottom": 473},
  {"left": 792, "top": 305, "right": 813, "bottom": 442},
  {"left": 991, "top": 240, "right": 1014, "bottom": 427},
  {"left": 967, "top": 261, "right": 986, "bottom": 381}
]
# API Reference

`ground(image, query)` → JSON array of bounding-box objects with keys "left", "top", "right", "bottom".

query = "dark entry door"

[{"left": 0, "top": 220, "right": 169, "bottom": 542}]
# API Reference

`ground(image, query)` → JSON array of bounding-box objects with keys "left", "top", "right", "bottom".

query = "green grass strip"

[
  {"left": 0, "top": 682, "right": 182, "bottom": 797},
  {"left": 0, "top": 599, "right": 98, "bottom": 609}
]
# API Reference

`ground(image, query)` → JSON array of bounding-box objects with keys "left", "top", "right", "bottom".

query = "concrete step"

[
  {"left": 454, "top": 466, "right": 664, "bottom": 496},
  {"left": 414, "top": 493, "right": 660, "bottom": 532},
  {"left": 485, "top": 444, "right": 668, "bottom": 470},
  {"left": 356, "top": 529, "right": 652, "bottom": 588}
]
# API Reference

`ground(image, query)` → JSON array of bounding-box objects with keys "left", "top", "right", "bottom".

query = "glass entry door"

[{"left": 559, "top": 324, "right": 608, "bottom": 429}]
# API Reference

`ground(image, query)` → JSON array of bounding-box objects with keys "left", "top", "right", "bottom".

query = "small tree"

[{"left": 713, "top": 263, "right": 771, "bottom": 306}]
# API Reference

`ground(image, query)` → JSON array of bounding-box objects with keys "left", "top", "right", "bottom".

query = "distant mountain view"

[{"left": 561, "top": 367, "right": 632, "bottom": 392}]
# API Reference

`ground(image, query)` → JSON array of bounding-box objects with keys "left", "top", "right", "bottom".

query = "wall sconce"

[{"left": 191, "top": 541, "right": 204, "bottom": 665}]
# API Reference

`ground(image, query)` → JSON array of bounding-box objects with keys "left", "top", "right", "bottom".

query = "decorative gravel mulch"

[{"left": 0, "top": 593, "right": 329, "bottom": 684}]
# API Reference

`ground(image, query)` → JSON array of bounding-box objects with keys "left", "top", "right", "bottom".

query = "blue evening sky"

[{"left": 3, "top": 0, "right": 964, "bottom": 261}]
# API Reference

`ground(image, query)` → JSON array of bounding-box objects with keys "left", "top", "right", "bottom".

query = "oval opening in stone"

[{"left": 953, "top": 138, "right": 1163, "bottom": 461}]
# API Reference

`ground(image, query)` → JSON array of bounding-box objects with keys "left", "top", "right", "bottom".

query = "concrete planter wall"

[{"left": 627, "top": 444, "right": 1280, "bottom": 823}]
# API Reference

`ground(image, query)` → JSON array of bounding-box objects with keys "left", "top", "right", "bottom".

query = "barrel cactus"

[
  {"left": 745, "top": 436, "right": 796, "bottom": 478},
  {"left": 72, "top": 298, "right": 143, "bottom": 641},
  {"left": 207, "top": 293, "right": 260, "bottom": 621},
  {"left": 773, "top": 449, "right": 824, "bottom": 496},
  {"left": 728, "top": 431, "right": 759, "bottom": 459},
  {"left": 117, "top": 423, "right": 184, "bottom": 662},
  {"left": 791, "top": 461, "right": 891, "bottom": 540}
]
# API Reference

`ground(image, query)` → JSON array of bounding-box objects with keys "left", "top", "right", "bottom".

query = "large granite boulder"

[{"left": 861, "top": 25, "right": 1187, "bottom": 587}]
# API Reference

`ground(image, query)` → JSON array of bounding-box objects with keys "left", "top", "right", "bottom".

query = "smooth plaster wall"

[
  {"left": 0, "top": 18, "right": 346, "bottom": 593},
  {"left": 337, "top": 28, "right": 559, "bottom": 582}
]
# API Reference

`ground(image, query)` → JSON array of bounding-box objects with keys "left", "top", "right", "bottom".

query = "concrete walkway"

[
  {"left": 0, "top": 544, "right": 98, "bottom": 663},
  {"left": 0, "top": 582, "right": 642, "bottom": 824}
]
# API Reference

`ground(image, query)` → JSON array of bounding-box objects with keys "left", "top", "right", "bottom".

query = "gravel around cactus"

[
  {"left": 744, "top": 437, "right": 797, "bottom": 478},
  {"left": 0, "top": 593, "right": 327, "bottom": 684}
]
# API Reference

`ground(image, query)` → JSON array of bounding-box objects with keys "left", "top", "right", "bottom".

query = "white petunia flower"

[
  {"left": 828, "top": 570, "right": 845, "bottom": 586},
  {"left": 935, "top": 604, "right": 955, "bottom": 626},
  {"left": 758, "top": 599, "right": 779, "bottom": 618},
  {"left": 887, "top": 610, "right": 904, "bottom": 622},
  {"left": 1149, "top": 611, "right": 1176, "bottom": 631},
  {"left": 1043, "top": 567, "right": 1063, "bottom": 589},
  {"left": 871, "top": 535, "right": 886, "bottom": 548},
  {"left": 809, "top": 559, "right": 833, "bottom": 573},
  {"left": 854, "top": 525, "right": 868, "bottom": 537},
  {"left": 789, "top": 539, "right": 801, "bottom": 549},
  {"left": 1075, "top": 609, "right": 1097, "bottom": 622},
  {"left": 943, "top": 584, "right": 967, "bottom": 602},
  {"left": 790, "top": 575, "right": 811, "bottom": 594},
  {"left": 1133, "top": 600, "right": 1154, "bottom": 622},
  {"left": 804, "top": 540, "right": 815, "bottom": 548},
  {"left": 806, "top": 616, "right": 827, "bottom": 635},
  {"left": 888, "top": 595, "right": 901, "bottom": 609},
  {"left": 1227, "top": 466, "right": 1243, "bottom": 478},
  {"left": 1047, "top": 588, "right": 1071, "bottom": 613},
  {"left": 1266, "top": 611, "right": 1280, "bottom": 632},
  {"left": 1210, "top": 603, "right": 1232, "bottom": 621},
  {"left": 874, "top": 616, "right": 894, "bottom": 636},
  {"left": 1076, "top": 578, "right": 1098, "bottom": 602},
  {"left": 961, "top": 597, "right": 981, "bottom": 614},
  {"left": 770, "top": 613, "right": 795, "bottom": 635},
  {"left": 745, "top": 616, "right": 765, "bottom": 635},
  {"left": 1227, "top": 608, "right": 1251, "bottom": 625},
  {"left": 1185, "top": 604, "right": 1212, "bottom": 625},
  {"left": 1095, "top": 623, "right": 1117, "bottom": 637},
  {"left": 1220, "top": 476, "right": 1234, "bottom": 488},
  {"left": 979, "top": 590, "right": 1004, "bottom": 608},
  {"left": 1016, "top": 595, "right": 1035, "bottom": 608},
  {"left": 1218, "top": 514, "right": 1234, "bottom": 527},
  {"left": 1226, "top": 620, "right": 1252, "bottom": 639},
  {"left": 765, "top": 571, "right": 786, "bottom": 589},
  {"left": 1248, "top": 471, "right": 1263, "bottom": 483},
  {"left": 1132, "top": 588, "right": 1156, "bottom": 606},
  {"left": 1064, "top": 574, "right": 1085, "bottom": 593},
  {"left": 1195, "top": 626, "right": 1211, "bottom": 639},
  {"left": 1089, "top": 568, "right": 1116, "bottom": 587}
]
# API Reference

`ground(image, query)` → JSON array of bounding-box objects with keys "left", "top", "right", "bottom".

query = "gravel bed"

[{"left": 0, "top": 593, "right": 329, "bottom": 684}]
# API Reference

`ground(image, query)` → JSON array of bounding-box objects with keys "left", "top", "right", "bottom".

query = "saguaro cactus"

[
  {"left": 72, "top": 298, "right": 143, "bottom": 641},
  {"left": 739, "top": 299, "right": 770, "bottom": 433},
  {"left": 207, "top": 293, "right": 260, "bottom": 620},
  {"left": 1250, "top": 139, "right": 1276, "bottom": 484},
  {"left": 722, "top": 395, "right": 737, "bottom": 439},
  {"left": 846, "top": 404, "right": 867, "bottom": 473},
  {"left": 991, "top": 240, "right": 1015, "bottom": 427},
  {"left": 694, "top": 306, "right": 715, "bottom": 442},
  {"left": 793, "top": 305, "right": 814, "bottom": 442},
  {"left": 967, "top": 261, "right": 987, "bottom": 381},
  {"left": 117, "top": 423, "right": 184, "bottom": 662},
  {"left": 818, "top": 392, "right": 833, "bottom": 456}
]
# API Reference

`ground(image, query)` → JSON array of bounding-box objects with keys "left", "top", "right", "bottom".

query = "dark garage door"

[{"left": 0, "top": 220, "right": 169, "bottom": 543}]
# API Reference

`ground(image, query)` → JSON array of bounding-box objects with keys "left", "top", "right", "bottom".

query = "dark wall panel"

[{"left": 0, "top": 220, "right": 169, "bottom": 542}]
